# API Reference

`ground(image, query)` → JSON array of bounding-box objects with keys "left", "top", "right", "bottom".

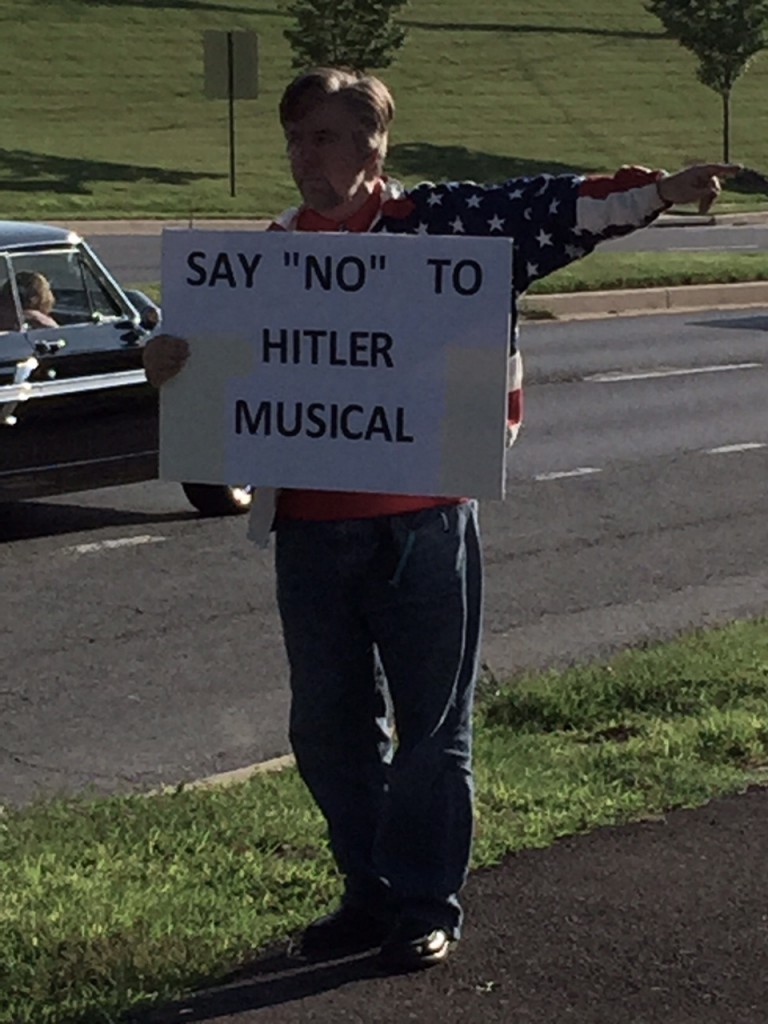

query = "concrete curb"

[
  {"left": 522, "top": 280, "right": 768, "bottom": 319},
  {"left": 147, "top": 754, "right": 296, "bottom": 797}
]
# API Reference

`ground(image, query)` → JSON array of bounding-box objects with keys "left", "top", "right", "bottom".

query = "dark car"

[{"left": 0, "top": 221, "right": 251, "bottom": 516}]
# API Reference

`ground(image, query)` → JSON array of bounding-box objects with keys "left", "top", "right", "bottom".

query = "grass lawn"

[
  {"left": 1, "top": 0, "right": 767, "bottom": 218},
  {"left": 3, "top": 618, "right": 768, "bottom": 1024}
]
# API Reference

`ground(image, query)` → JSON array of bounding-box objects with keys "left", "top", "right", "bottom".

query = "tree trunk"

[{"left": 722, "top": 91, "right": 731, "bottom": 164}]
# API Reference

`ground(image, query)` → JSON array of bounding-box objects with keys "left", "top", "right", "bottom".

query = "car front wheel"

[{"left": 181, "top": 483, "right": 253, "bottom": 516}]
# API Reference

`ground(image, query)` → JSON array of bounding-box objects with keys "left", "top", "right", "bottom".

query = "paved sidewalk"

[{"left": 130, "top": 786, "right": 768, "bottom": 1024}]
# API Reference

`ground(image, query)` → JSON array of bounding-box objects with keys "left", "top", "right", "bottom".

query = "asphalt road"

[
  {"left": 1, "top": 307, "right": 767, "bottom": 807},
  {"left": 85, "top": 222, "right": 768, "bottom": 286}
]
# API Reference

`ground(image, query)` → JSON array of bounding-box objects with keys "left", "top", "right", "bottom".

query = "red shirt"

[{"left": 274, "top": 182, "right": 465, "bottom": 522}]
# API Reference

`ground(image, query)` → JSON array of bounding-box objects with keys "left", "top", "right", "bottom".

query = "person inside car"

[{"left": 13, "top": 271, "right": 59, "bottom": 329}]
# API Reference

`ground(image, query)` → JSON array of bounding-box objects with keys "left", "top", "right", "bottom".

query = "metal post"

[
  {"left": 227, "top": 31, "right": 236, "bottom": 198},
  {"left": 203, "top": 29, "right": 257, "bottom": 197}
]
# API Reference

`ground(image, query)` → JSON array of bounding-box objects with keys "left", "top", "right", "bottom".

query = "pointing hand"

[{"left": 658, "top": 163, "right": 742, "bottom": 214}]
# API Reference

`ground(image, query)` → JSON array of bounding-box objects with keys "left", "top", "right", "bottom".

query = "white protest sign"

[{"left": 159, "top": 229, "right": 513, "bottom": 498}]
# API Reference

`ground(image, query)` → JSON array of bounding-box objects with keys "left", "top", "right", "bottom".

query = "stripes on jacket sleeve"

[
  {"left": 576, "top": 166, "right": 670, "bottom": 237},
  {"left": 506, "top": 349, "right": 523, "bottom": 448}
]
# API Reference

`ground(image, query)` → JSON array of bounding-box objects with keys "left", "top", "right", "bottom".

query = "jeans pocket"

[{"left": 386, "top": 503, "right": 475, "bottom": 589}]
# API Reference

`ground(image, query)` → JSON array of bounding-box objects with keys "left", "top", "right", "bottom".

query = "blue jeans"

[{"left": 275, "top": 501, "right": 482, "bottom": 937}]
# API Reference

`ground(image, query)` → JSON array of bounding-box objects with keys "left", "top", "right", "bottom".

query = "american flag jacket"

[
  {"left": 271, "top": 166, "right": 669, "bottom": 446},
  {"left": 246, "top": 167, "right": 670, "bottom": 538}
]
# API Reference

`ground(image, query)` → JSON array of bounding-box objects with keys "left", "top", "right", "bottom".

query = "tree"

[
  {"left": 282, "top": 0, "right": 408, "bottom": 72},
  {"left": 645, "top": 0, "right": 768, "bottom": 162}
]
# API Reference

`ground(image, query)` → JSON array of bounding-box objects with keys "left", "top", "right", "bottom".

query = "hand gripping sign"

[{"left": 159, "top": 230, "right": 513, "bottom": 499}]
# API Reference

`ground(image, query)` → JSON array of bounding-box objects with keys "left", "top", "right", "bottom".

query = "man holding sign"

[{"left": 144, "top": 66, "right": 738, "bottom": 972}]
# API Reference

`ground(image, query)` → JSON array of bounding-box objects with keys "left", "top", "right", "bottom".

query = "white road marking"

[
  {"left": 533, "top": 443, "right": 765, "bottom": 485},
  {"left": 65, "top": 534, "right": 166, "bottom": 555},
  {"left": 585, "top": 362, "right": 762, "bottom": 383},
  {"left": 534, "top": 467, "right": 602, "bottom": 481},
  {"left": 669, "top": 244, "right": 759, "bottom": 251},
  {"left": 705, "top": 442, "right": 766, "bottom": 455}
]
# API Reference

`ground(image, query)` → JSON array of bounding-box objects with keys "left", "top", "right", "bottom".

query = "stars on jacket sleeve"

[
  {"left": 373, "top": 167, "right": 668, "bottom": 321},
  {"left": 377, "top": 176, "right": 596, "bottom": 296}
]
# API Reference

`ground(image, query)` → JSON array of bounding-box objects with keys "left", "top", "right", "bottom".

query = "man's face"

[{"left": 284, "top": 97, "right": 378, "bottom": 213}]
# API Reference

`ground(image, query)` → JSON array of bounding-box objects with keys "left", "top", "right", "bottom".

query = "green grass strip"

[
  {"left": 528, "top": 251, "right": 768, "bottom": 293},
  {"left": 2, "top": 619, "right": 768, "bottom": 1023}
]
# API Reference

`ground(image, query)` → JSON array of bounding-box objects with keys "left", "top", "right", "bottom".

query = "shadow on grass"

[
  {"left": 402, "top": 19, "right": 665, "bottom": 41},
  {"left": 78, "top": 0, "right": 283, "bottom": 14},
  {"left": 728, "top": 166, "right": 768, "bottom": 195},
  {"left": 0, "top": 149, "right": 224, "bottom": 196},
  {"left": 387, "top": 142, "right": 589, "bottom": 184},
  {"left": 126, "top": 948, "right": 383, "bottom": 1022}
]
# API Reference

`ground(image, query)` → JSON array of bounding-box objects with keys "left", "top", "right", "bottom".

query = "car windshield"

[{"left": 7, "top": 248, "right": 127, "bottom": 327}]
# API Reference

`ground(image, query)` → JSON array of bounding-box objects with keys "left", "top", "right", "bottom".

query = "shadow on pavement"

[
  {"left": 127, "top": 948, "right": 383, "bottom": 1022},
  {"left": 0, "top": 500, "right": 197, "bottom": 542},
  {"left": 686, "top": 314, "right": 768, "bottom": 331},
  {"left": 109, "top": 789, "right": 768, "bottom": 1024}
]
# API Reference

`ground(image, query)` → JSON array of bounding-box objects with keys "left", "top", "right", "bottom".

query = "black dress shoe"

[
  {"left": 300, "top": 904, "right": 393, "bottom": 957},
  {"left": 379, "top": 918, "right": 456, "bottom": 971}
]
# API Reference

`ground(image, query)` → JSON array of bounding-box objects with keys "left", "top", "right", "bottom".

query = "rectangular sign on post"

[
  {"left": 203, "top": 30, "right": 259, "bottom": 99},
  {"left": 160, "top": 230, "right": 513, "bottom": 499},
  {"left": 203, "top": 31, "right": 258, "bottom": 198}
]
